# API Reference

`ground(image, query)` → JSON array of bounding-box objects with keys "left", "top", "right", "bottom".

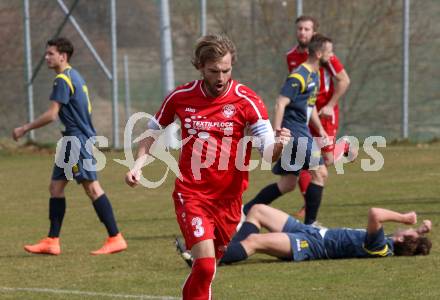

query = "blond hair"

[{"left": 192, "top": 34, "right": 237, "bottom": 69}]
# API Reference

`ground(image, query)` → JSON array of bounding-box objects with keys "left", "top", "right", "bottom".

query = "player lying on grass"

[{"left": 219, "top": 204, "right": 431, "bottom": 264}]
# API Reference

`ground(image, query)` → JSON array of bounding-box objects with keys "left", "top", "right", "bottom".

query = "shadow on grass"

[{"left": 0, "top": 253, "right": 54, "bottom": 259}]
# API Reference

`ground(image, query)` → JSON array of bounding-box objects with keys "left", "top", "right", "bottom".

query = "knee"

[
  {"left": 324, "top": 155, "right": 334, "bottom": 167},
  {"left": 192, "top": 257, "right": 216, "bottom": 278},
  {"left": 312, "top": 167, "right": 328, "bottom": 185},
  {"left": 87, "top": 189, "right": 101, "bottom": 201},
  {"left": 245, "top": 233, "right": 259, "bottom": 246},
  {"left": 49, "top": 183, "right": 64, "bottom": 198},
  {"left": 321, "top": 167, "right": 328, "bottom": 181},
  {"left": 84, "top": 183, "right": 104, "bottom": 201},
  {"left": 242, "top": 233, "right": 265, "bottom": 253},
  {"left": 248, "top": 204, "right": 265, "bottom": 219},
  {"left": 277, "top": 179, "right": 296, "bottom": 194}
]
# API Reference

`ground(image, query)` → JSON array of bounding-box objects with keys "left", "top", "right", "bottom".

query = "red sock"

[
  {"left": 182, "top": 257, "right": 216, "bottom": 300},
  {"left": 298, "top": 170, "right": 312, "bottom": 196}
]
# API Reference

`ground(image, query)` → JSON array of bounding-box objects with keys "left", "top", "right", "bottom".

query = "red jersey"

[
  {"left": 286, "top": 46, "right": 344, "bottom": 110},
  {"left": 154, "top": 79, "right": 271, "bottom": 200}
]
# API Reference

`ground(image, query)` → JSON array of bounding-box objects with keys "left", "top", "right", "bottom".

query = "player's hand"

[
  {"left": 403, "top": 211, "right": 417, "bottom": 225},
  {"left": 317, "top": 129, "right": 330, "bottom": 148},
  {"left": 12, "top": 126, "right": 26, "bottom": 141},
  {"left": 418, "top": 220, "right": 432, "bottom": 234},
  {"left": 275, "top": 127, "right": 291, "bottom": 145},
  {"left": 125, "top": 169, "right": 141, "bottom": 187},
  {"left": 319, "top": 105, "right": 334, "bottom": 120}
]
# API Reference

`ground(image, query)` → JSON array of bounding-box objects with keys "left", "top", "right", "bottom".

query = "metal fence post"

[
  {"left": 200, "top": 0, "right": 207, "bottom": 36},
  {"left": 296, "top": 0, "right": 303, "bottom": 17},
  {"left": 110, "top": 0, "right": 120, "bottom": 148},
  {"left": 159, "top": 0, "right": 175, "bottom": 96},
  {"left": 402, "top": 0, "right": 410, "bottom": 139},
  {"left": 23, "top": 0, "right": 35, "bottom": 141},
  {"left": 123, "top": 54, "right": 131, "bottom": 122}
]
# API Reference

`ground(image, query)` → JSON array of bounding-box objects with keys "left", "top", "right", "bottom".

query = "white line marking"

[{"left": 0, "top": 287, "right": 179, "bottom": 300}]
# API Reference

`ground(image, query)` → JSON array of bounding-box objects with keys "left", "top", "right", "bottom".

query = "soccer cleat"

[
  {"left": 24, "top": 237, "right": 61, "bottom": 255},
  {"left": 90, "top": 233, "right": 127, "bottom": 255},
  {"left": 175, "top": 237, "right": 193, "bottom": 268}
]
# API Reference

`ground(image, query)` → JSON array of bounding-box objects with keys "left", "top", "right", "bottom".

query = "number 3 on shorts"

[{"left": 191, "top": 217, "right": 205, "bottom": 238}]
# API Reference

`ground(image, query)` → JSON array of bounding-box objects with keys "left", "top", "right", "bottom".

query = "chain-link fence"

[{"left": 1, "top": 0, "right": 439, "bottom": 145}]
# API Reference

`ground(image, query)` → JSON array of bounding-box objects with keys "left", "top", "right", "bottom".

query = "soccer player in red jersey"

[
  {"left": 125, "top": 34, "right": 290, "bottom": 300},
  {"left": 286, "top": 16, "right": 352, "bottom": 217}
]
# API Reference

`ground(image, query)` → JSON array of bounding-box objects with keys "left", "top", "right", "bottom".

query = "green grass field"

[{"left": 0, "top": 143, "right": 439, "bottom": 299}]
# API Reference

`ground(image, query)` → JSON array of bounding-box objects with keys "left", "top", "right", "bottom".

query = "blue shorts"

[
  {"left": 282, "top": 216, "right": 327, "bottom": 261},
  {"left": 272, "top": 129, "right": 323, "bottom": 176},
  {"left": 282, "top": 215, "right": 310, "bottom": 233},
  {"left": 51, "top": 134, "right": 97, "bottom": 183}
]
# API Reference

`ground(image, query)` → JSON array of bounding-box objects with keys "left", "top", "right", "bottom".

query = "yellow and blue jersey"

[
  {"left": 283, "top": 217, "right": 394, "bottom": 261},
  {"left": 279, "top": 63, "right": 319, "bottom": 130},
  {"left": 50, "top": 66, "right": 96, "bottom": 138},
  {"left": 50, "top": 66, "right": 98, "bottom": 183},
  {"left": 272, "top": 64, "right": 322, "bottom": 175},
  {"left": 323, "top": 227, "right": 394, "bottom": 259}
]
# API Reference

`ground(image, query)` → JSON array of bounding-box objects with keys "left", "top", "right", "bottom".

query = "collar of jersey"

[{"left": 302, "top": 63, "right": 313, "bottom": 73}]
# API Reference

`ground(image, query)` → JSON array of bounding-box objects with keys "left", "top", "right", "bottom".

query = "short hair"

[
  {"left": 295, "top": 15, "right": 319, "bottom": 32},
  {"left": 307, "top": 33, "right": 332, "bottom": 58},
  {"left": 47, "top": 37, "right": 74, "bottom": 62},
  {"left": 394, "top": 235, "right": 432, "bottom": 256},
  {"left": 192, "top": 34, "right": 237, "bottom": 69}
]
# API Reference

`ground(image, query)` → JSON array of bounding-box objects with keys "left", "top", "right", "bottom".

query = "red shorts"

[
  {"left": 310, "top": 106, "right": 339, "bottom": 153},
  {"left": 173, "top": 191, "right": 241, "bottom": 259}
]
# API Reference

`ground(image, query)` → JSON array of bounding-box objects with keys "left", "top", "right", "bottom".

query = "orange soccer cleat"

[
  {"left": 90, "top": 233, "right": 127, "bottom": 255},
  {"left": 24, "top": 237, "right": 61, "bottom": 255}
]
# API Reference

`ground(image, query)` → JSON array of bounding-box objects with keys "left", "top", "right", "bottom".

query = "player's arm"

[
  {"left": 13, "top": 75, "right": 71, "bottom": 141},
  {"left": 125, "top": 119, "right": 161, "bottom": 187},
  {"left": 367, "top": 207, "right": 417, "bottom": 235},
  {"left": 125, "top": 83, "right": 180, "bottom": 187},
  {"left": 274, "top": 74, "right": 303, "bottom": 130},
  {"left": 320, "top": 68, "right": 350, "bottom": 119},
  {"left": 250, "top": 119, "right": 290, "bottom": 164},
  {"left": 270, "top": 96, "right": 291, "bottom": 161},
  {"left": 125, "top": 136, "right": 155, "bottom": 187},
  {"left": 12, "top": 101, "right": 61, "bottom": 141},
  {"left": 272, "top": 128, "right": 290, "bottom": 162},
  {"left": 245, "top": 87, "right": 290, "bottom": 163},
  {"left": 273, "top": 95, "right": 290, "bottom": 130}
]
